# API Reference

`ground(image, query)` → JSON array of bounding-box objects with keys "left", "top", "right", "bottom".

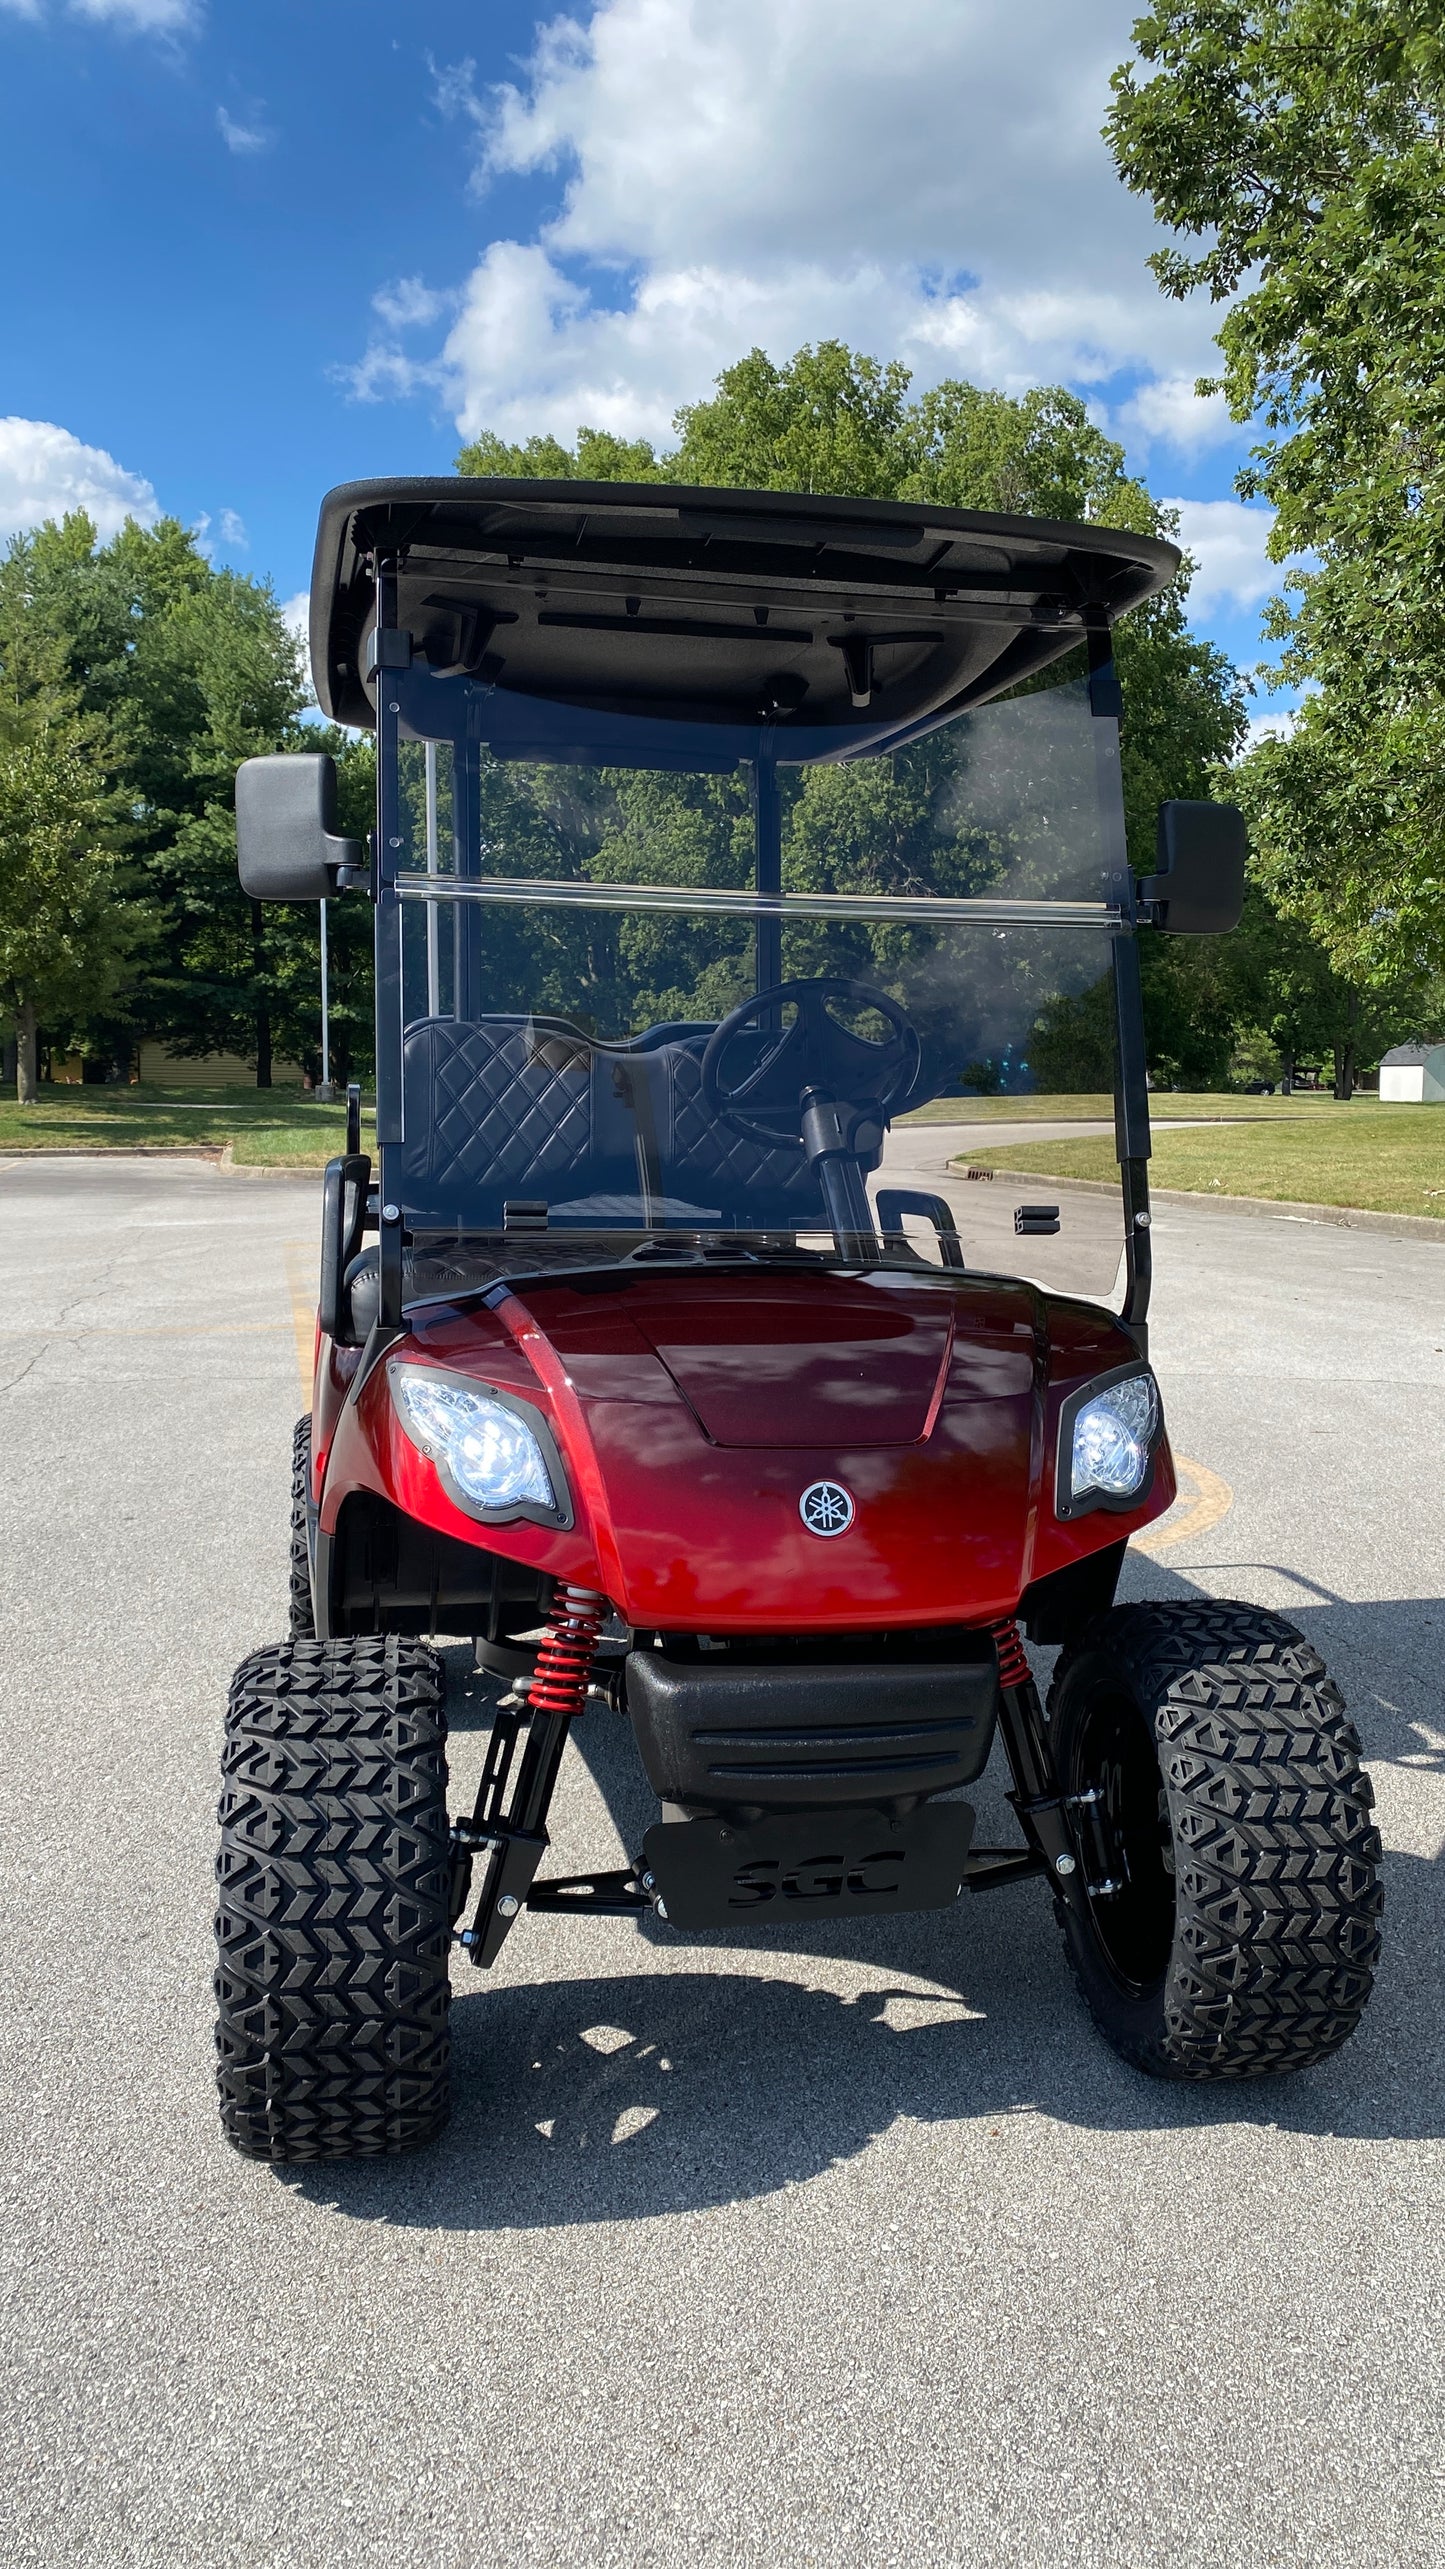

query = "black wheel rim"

[{"left": 1067, "top": 1689, "right": 1176, "bottom": 1997}]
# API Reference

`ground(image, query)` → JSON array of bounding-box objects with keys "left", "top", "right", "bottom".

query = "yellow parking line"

[
  {"left": 283, "top": 1241, "right": 316, "bottom": 1401},
  {"left": 1133, "top": 1452, "right": 1234, "bottom": 1555}
]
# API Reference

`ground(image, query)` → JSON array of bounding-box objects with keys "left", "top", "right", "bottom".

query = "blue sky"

[{"left": 0, "top": 0, "right": 1289, "bottom": 729}]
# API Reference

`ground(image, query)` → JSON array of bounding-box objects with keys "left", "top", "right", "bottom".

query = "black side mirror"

[
  {"left": 236, "top": 753, "right": 363, "bottom": 901},
  {"left": 1140, "top": 801, "right": 1246, "bottom": 935}
]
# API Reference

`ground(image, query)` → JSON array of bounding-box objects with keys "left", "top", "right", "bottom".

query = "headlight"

[
  {"left": 389, "top": 1365, "right": 571, "bottom": 1527},
  {"left": 1059, "top": 1366, "right": 1161, "bottom": 1514}
]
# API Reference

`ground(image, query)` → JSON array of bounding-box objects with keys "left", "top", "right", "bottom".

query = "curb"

[
  {"left": 0, "top": 1145, "right": 223, "bottom": 1162},
  {"left": 955, "top": 1162, "right": 1445, "bottom": 1243},
  {"left": 0, "top": 1145, "right": 326, "bottom": 1176},
  {"left": 218, "top": 1145, "right": 325, "bottom": 1180}
]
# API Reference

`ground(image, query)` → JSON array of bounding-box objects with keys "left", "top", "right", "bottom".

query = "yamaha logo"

[{"left": 799, "top": 1480, "right": 855, "bottom": 1538}]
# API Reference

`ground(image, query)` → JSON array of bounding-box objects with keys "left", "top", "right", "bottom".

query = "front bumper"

[{"left": 625, "top": 1638, "right": 1000, "bottom": 1814}]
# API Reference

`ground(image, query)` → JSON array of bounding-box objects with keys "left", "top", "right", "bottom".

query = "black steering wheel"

[{"left": 701, "top": 976, "right": 921, "bottom": 1150}]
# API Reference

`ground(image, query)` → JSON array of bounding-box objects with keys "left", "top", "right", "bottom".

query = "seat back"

[
  {"left": 397, "top": 1014, "right": 836, "bottom": 1233},
  {"left": 399, "top": 1016, "right": 601, "bottom": 1227}
]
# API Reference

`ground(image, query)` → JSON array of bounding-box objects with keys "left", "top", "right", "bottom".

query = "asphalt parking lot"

[{"left": 2, "top": 1152, "right": 1443, "bottom": 2568}]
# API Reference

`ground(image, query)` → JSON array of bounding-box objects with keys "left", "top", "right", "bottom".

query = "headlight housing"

[
  {"left": 1056, "top": 1364, "right": 1162, "bottom": 1518},
  {"left": 388, "top": 1364, "right": 572, "bottom": 1529}
]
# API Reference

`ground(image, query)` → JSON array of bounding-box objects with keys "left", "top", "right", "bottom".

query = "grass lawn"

[
  {"left": 955, "top": 1103, "right": 1445, "bottom": 1219},
  {"left": 899, "top": 1089, "right": 1374, "bottom": 1125},
  {"left": 0, "top": 1084, "right": 369, "bottom": 1166},
  {"left": 5, "top": 1082, "right": 1430, "bottom": 1205}
]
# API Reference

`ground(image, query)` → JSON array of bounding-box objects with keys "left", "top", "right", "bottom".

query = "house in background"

[{"left": 1379, "top": 1042, "right": 1445, "bottom": 1102}]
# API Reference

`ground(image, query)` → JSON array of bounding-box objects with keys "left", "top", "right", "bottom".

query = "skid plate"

[{"left": 642, "top": 1800, "right": 974, "bottom": 1930}]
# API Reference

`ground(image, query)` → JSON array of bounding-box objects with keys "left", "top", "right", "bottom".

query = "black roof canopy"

[{"left": 311, "top": 476, "right": 1179, "bottom": 741}]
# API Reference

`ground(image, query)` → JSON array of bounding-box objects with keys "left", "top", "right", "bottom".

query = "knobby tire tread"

[
  {"left": 288, "top": 1414, "right": 314, "bottom": 1639},
  {"left": 1048, "top": 1600, "right": 1382, "bottom": 2081},
  {"left": 215, "top": 1634, "right": 451, "bottom": 2161}
]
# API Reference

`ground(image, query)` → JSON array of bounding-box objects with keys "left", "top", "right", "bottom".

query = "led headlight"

[
  {"left": 389, "top": 1365, "right": 571, "bottom": 1528},
  {"left": 1057, "top": 1365, "right": 1161, "bottom": 1516}
]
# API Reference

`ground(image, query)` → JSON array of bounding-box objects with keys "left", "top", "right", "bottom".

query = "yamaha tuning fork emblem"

[{"left": 799, "top": 1480, "right": 855, "bottom": 1538}]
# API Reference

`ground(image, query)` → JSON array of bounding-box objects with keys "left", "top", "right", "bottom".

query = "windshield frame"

[{"left": 365, "top": 568, "right": 1154, "bottom": 1339}]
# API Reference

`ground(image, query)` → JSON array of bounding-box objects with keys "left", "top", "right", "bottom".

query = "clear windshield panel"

[
  {"left": 394, "top": 672, "right": 1126, "bottom": 910},
  {"left": 386, "top": 668, "right": 1127, "bottom": 1301},
  {"left": 393, "top": 893, "right": 1125, "bottom": 1302}
]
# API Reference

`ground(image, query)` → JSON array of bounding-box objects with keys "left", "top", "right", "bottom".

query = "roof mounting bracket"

[
  {"left": 365, "top": 625, "right": 414, "bottom": 677},
  {"left": 836, "top": 634, "right": 874, "bottom": 708}
]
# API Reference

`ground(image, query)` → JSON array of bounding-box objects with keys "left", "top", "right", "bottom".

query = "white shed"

[{"left": 1379, "top": 1042, "right": 1445, "bottom": 1102}]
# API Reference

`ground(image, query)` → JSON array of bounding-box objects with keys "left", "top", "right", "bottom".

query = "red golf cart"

[{"left": 217, "top": 480, "right": 1381, "bottom": 2160}]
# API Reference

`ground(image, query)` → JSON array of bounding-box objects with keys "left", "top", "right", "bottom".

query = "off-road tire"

[
  {"left": 215, "top": 1635, "right": 451, "bottom": 2160},
  {"left": 288, "top": 1415, "right": 314, "bottom": 1638},
  {"left": 1047, "top": 1601, "right": 1381, "bottom": 2080}
]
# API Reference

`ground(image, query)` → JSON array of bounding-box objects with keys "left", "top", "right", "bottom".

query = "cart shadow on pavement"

[{"left": 282, "top": 1566, "right": 1445, "bottom": 2232}]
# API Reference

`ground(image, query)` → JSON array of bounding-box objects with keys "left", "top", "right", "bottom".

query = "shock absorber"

[
  {"left": 458, "top": 1583, "right": 608, "bottom": 1967},
  {"left": 990, "top": 1617, "right": 1031, "bottom": 1691},
  {"left": 985, "top": 1614, "right": 1092, "bottom": 1919},
  {"left": 525, "top": 1584, "right": 607, "bottom": 1727}
]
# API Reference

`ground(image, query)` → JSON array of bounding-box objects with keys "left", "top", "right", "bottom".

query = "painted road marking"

[
  {"left": 283, "top": 1241, "right": 317, "bottom": 1398},
  {"left": 1133, "top": 1452, "right": 1234, "bottom": 1556}
]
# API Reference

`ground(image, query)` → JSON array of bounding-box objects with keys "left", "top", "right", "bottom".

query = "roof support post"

[
  {"left": 373, "top": 559, "right": 405, "bottom": 1331},
  {"left": 452, "top": 736, "right": 483, "bottom": 1022},
  {"left": 1086, "top": 610, "right": 1153, "bottom": 1347},
  {"left": 751, "top": 758, "right": 782, "bottom": 1000}
]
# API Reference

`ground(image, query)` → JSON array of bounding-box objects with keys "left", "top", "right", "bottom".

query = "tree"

[
  {"left": 1106, "top": 5, "right": 1445, "bottom": 986},
  {"left": 0, "top": 513, "right": 307, "bottom": 1084},
  {"left": 0, "top": 726, "right": 127, "bottom": 1101}
]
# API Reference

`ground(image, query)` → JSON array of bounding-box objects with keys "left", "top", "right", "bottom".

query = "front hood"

[
  {"left": 623, "top": 1272, "right": 955, "bottom": 1447},
  {"left": 503, "top": 1266, "right": 1041, "bottom": 1629},
  {"left": 341, "top": 1265, "right": 1162, "bottom": 1634}
]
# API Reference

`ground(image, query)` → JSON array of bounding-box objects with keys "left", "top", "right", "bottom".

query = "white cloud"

[
  {"left": 0, "top": 417, "right": 158, "bottom": 541},
  {"left": 1164, "top": 498, "right": 1279, "bottom": 611},
  {"left": 217, "top": 104, "right": 272, "bottom": 155},
  {"left": 6, "top": 0, "right": 200, "bottom": 27},
  {"left": 77, "top": 0, "right": 194, "bottom": 23},
  {"left": 218, "top": 507, "right": 247, "bottom": 546},
  {"left": 1242, "top": 706, "right": 1299, "bottom": 750},
  {"left": 1119, "top": 373, "right": 1236, "bottom": 454},
  {"left": 77, "top": 0, "right": 195, "bottom": 22},
  {"left": 363, "top": 0, "right": 1223, "bottom": 455},
  {"left": 372, "top": 276, "right": 450, "bottom": 332},
  {"left": 280, "top": 590, "right": 310, "bottom": 644},
  {"left": 346, "top": 343, "right": 439, "bottom": 406}
]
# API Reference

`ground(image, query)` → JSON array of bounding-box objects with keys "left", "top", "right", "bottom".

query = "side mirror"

[
  {"left": 1140, "top": 801, "right": 1246, "bottom": 935},
  {"left": 236, "top": 753, "right": 363, "bottom": 902}
]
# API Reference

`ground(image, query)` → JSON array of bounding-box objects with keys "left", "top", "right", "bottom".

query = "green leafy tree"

[
  {"left": 1107, "top": 4, "right": 1445, "bottom": 987},
  {"left": 0, "top": 727, "right": 127, "bottom": 1100},
  {"left": 0, "top": 513, "right": 307, "bottom": 1084}
]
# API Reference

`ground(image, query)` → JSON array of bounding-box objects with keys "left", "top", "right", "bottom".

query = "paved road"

[{"left": 2, "top": 1153, "right": 1443, "bottom": 2568}]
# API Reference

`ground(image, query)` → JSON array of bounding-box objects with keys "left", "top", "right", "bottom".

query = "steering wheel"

[{"left": 701, "top": 976, "right": 921, "bottom": 1150}]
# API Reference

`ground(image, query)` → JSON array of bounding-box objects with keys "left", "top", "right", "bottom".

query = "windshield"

[{"left": 381, "top": 673, "right": 1129, "bottom": 1302}]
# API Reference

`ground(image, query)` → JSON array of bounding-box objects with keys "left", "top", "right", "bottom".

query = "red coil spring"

[
  {"left": 526, "top": 1584, "right": 607, "bottom": 1720},
  {"left": 990, "top": 1617, "right": 1031, "bottom": 1690}
]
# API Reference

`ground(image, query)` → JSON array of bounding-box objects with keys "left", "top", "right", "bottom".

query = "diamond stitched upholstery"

[
  {"left": 398, "top": 1015, "right": 842, "bottom": 1230},
  {"left": 658, "top": 1045, "right": 827, "bottom": 1222},
  {"left": 400, "top": 1018, "right": 602, "bottom": 1225}
]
